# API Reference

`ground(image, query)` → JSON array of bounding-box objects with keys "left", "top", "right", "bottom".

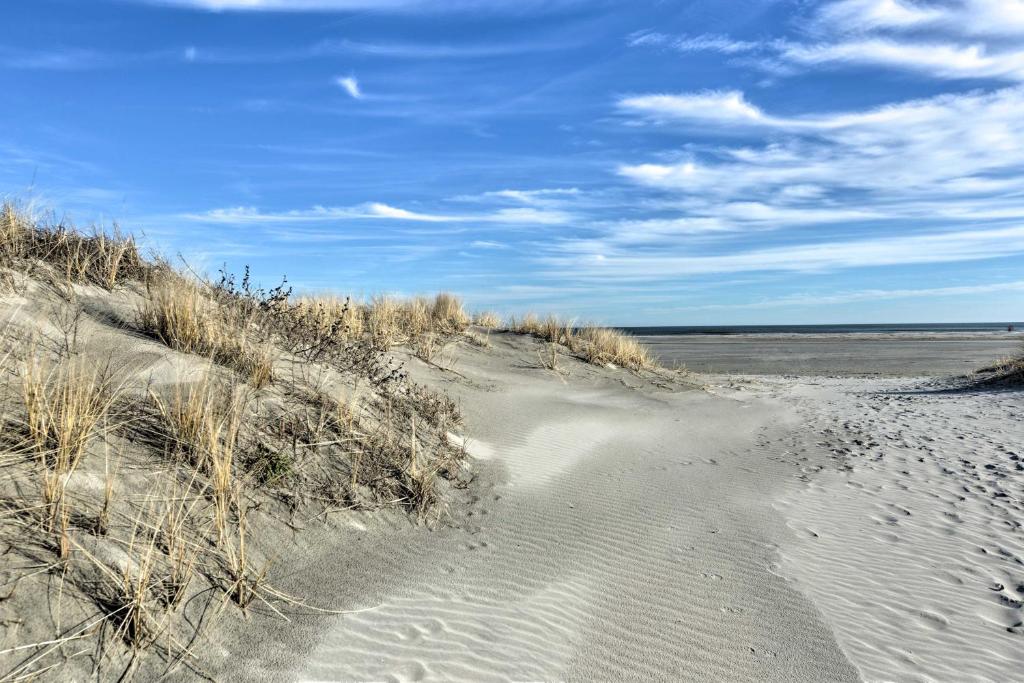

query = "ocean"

[{"left": 621, "top": 323, "right": 1023, "bottom": 336}]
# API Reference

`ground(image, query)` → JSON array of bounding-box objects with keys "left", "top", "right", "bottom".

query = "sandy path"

[
  {"left": 759, "top": 377, "right": 1024, "bottom": 682},
  {"left": 291, "top": 339, "right": 857, "bottom": 682}
]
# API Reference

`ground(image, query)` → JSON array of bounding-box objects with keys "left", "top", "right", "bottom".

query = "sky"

[{"left": 2, "top": 0, "right": 1024, "bottom": 325}]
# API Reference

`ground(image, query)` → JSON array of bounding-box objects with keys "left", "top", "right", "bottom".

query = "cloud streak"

[
  {"left": 545, "top": 225, "right": 1024, "bottom": 278},
  {"left": 678, "top": 280, "right": 1024, "bottom": 311},
  {"left": 184, "top": 202, "right": 572, "bottom": 225},
  {"left": 778, "top": 39, "right": 1024, "bottom": 81}
]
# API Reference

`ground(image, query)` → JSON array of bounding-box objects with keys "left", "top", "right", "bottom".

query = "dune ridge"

[{"left": 284, "top": 334, "right": 859, "bottom": 682}]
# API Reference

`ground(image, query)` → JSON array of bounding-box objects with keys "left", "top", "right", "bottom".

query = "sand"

[
  {"left": 220, "top": 333, "right": 863, "bottom": 682},
  {"left": 217, "top": 332, "right": 1024, "bottom": 683},
  {"left": 6, "top": 277, "right": 1015, "bottom": 681},
  {"left": 637, "top": 332, "right": 1022, "bottom": 376},
  {"left": 763, "top": 376, "right": 1024, "bottom": 681}
]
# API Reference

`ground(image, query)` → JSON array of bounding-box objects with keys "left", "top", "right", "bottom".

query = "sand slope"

[
  {"left": 285, "top": 334, "right": 857, "bottom": 682},
  {"left": 763, "top": 377, "right": 1024, "bottom": 682}
]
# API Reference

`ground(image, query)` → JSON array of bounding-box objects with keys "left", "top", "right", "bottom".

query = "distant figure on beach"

[{"left": 1010, "top": 324, "right": 1016, "bottom": 332}]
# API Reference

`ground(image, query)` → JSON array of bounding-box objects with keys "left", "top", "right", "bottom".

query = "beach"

[
  {"left": 217, "top": 330, "right": 1022, "bottom": 682},
  {"left": 0, "top": 217, "right": 1019, "bottom": 681},
  {"left": 636, "top": 332, "right": 1022, "bottom": 376},
  {"left": 8, "top": 0, "right": 1024, "bottom": 678}
]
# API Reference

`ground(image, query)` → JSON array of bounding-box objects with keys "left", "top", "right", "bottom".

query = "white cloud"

[
  {"left": 813, "top": 0, "right": 1024, "bottom": 38},
  {"left": 545, "top": 225, "right": 1024, "bottom": 278},
  {"left": 630, "top": 2, "right": 1024, "bottom": 82},
  {"left": 798, "top": 0, "right": 1024, "bottom": 80},
  {"left": 679, "top": 280, "right": 1024, "bottom": 310},
  {"left": 618, "top": 87, "right": 1024, "bottom": 200},
  {"left": 323, "top": 38, "right": 570, "bottom": 59},
  {"left": 0, "top": 47, "right": 110, "bottom": 70},
  {"left": 597, "top": 203, "right": 885, "bottom": 246},
  {"left": 481, "top": 188, "right": 580, "bottom": 204},
  {"left": 627, "top": 31, "right": 760, "bottom": 54},
  {"left": 778, "top": 39, "right": 1024, "bottom": 81},
  {"left": 779, "top": 184, "right": 827, "bottom": 200},
  {"left": 813, "top": 0, "right": 946, "bottom": 33},
  {"left": 363, "top": 202, "right": 444, "bottom": 221},
  {"left": 619, "top": 91, "right": 766, "bottom": 125},
  {"left": 184, "top": 202, "right": 571, "bottom": 225},
  {"left": 336, "top": 76, "right": 363, "bottom": 99}
]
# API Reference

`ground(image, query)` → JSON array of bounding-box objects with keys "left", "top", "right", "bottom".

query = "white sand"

[
  {"left": 285, "top": 335, "right": 857, "bottom": 682},
  {"left": 762, "top": 377, "right": 1024, "bottom": 682},
  {"left": 221, "top": 334, "right": 1022, "bottom": 682}
]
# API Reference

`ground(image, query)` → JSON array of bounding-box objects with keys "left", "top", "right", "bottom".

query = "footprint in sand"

[
  {"left": 914, "top": 610, "right": 950, "bottom": 630},
  {"left": 386, "top": 661, "right": 428, "bottom": 683}
]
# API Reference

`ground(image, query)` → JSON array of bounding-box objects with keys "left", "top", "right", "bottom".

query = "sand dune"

[
  {"left": 6, "top": 228, "right": 1011, "bottom": 681},
  {"left": 283, "top": 335, "right": 859, "bottom": 682}
]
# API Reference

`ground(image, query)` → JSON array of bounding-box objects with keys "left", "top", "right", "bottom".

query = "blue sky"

[{"left": 2, "top": 0, "right": 1024, "bottom": 325}]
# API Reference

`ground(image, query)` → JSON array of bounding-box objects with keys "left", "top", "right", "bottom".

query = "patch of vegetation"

[
  {"left": 0, "top": 203, "right": 469, "bottom": 680},
  {"left": 973, "top": 350, "right": 1024, "bottom": 386},
  {"left": 506, "top": 313, "right": 655, "bottom": 371}
]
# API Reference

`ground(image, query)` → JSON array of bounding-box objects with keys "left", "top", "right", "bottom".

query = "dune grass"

[
  {"left": 0, "top": 204, "right": 470, "bottom": 679},
  {"left": 0, "top": 200, "right": 661, "bottom": 679},
  {"left": 138, "top": 276, "right": 276, "bottom": 388},
  {"left": 1, "top": 201, "right": 147, "bottom": 289},
  {"left": 20, "top": 354, "right": 121, "bottom": 547},
  {"left": 974, "top": 348, "right": 1024, "bottom": 386},
  {"left": 472, "top": 311, "right": 502, "bottom": 329},
  {"left": 365, "top": 293, "right": 470, "bottom": 350},
  {"left": 505, "top": 313, "right": 655, "bottom": 370}
]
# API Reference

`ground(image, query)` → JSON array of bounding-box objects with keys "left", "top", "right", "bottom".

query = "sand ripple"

[{"left": 772, "top": 379, "right": 1024, "bottom": 682}]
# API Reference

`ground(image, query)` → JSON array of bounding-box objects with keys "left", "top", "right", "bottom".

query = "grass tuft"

[
  {"left": 473, "top": 311, "right": 502, "bottom": 329},
  {"left": 138, "top": 276, "right": 275, "bottom": 387},
  {"left": 507, "top": 314, "right": 655, "bottom": 370},
  {"left": 1, "top": 201, "right": 147, "bottom": 288}
]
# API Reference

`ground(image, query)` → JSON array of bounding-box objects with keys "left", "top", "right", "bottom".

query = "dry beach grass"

[
  {"left": 506, "top": 312, "right": 654, "bottom": 370},
  {"left": 0, "top": 202, "right": 663, "bottom": 680},
  {"left": 974, "top": 347, "right": 1024, "bottom": 386},
  {"left": 0, "top": 203, "right": 473, "bottom": 679}
]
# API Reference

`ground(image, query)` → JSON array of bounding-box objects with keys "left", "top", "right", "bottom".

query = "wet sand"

[{"left": 637, "top": 333, "right": 1022, "bottom": 376}]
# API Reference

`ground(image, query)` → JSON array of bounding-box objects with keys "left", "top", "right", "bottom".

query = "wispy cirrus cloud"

[
  {"left": 479, "top": 188, "right": 580, "bottom": 204},
  {"left": 543, "top": 225, "right": 1024, "bottom": 279},
  {"left": 777, "top": 39, "right": 1024, "bottom": 81},
  {"left": 0, "top": 47, "right": 110, "bottom": 70},
  {"left": 626, "top": 31, "right": 760, "bottom": 54},
  {"left": 629, "top": 1, "right": 1024, "bottom": 82},
  {"left": 676, "top": 280, "right": 1024, "bottom": 311},
  {"left": 323, "top": 38, "right": 574, "bottom": 59},
  {"left": 598, "top": 78, "right": 1024, "bottom": 281},
  {"left": 599, "top": 204, "right": 886, "bottom": 243},
  {"left": 811, "top": 0, "right": 1024, "bottom": 39},
  {"left": 618, "top": 87, "right": 1024, "bottom": 199},
  {"left": 183, "top": 202, "right": 572, "bottom": 225}
]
